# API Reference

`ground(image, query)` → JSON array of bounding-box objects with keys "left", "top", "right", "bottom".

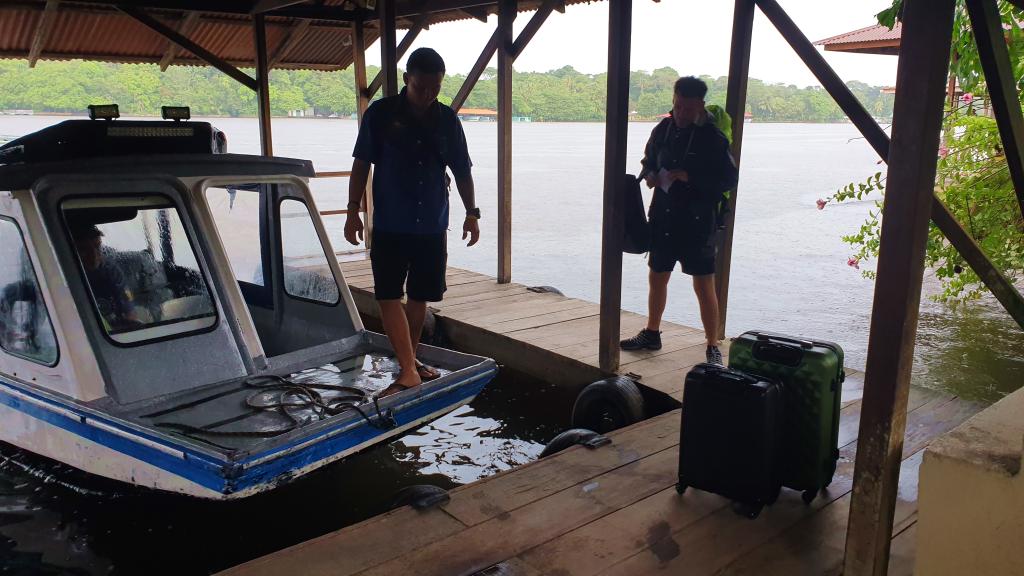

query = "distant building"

[{"left": 458, "top": 108, "right": 497, "bottom": 122}]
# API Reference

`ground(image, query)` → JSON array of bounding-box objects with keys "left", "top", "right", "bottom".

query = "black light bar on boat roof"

[
  {"left": 88, "top": 104, "right": 120, "bottom": 121},
  {"left": 162, "top": 106, "right": 191, "bottom": 121}
]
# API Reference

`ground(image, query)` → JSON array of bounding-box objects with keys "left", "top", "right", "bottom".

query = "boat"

[{"left": 0, "top": 106, "right": 498, "bottom": 499}]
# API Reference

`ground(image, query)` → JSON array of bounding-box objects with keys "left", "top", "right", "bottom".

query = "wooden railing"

[{"left": 311, "top": 170, "right": 371, "bottom": 255}]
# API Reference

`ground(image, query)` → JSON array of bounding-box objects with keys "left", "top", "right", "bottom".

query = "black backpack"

[{"left": 621, "top": 174, "right": 650, "bottom": 254}]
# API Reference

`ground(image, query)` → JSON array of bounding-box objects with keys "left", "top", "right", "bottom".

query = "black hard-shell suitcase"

[{"left": 677, "top": 363, "right": 783, "bottom": 518}]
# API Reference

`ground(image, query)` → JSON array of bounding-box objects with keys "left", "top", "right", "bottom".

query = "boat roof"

[{"left": 0, "top": 119, "right": 315, "bottom": 189}]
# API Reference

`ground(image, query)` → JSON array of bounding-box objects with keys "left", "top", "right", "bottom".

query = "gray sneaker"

[
  {"left": 706, "top": 346, "right": 724, "bottom": 366},
  {"left": 620, "top": 329, "right": 662, "bottom": 351}
]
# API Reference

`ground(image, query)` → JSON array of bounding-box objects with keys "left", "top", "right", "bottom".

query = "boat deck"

[
  {"left": 337, "top": 258, "right": 710, "bottom": 401},
  {"left": 222, "top": 375, "right": 981, "bottom": 575}
]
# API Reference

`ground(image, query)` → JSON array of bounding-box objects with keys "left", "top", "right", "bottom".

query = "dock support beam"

[
  {"left": 598, "top": 0, "right": 631, "bottom": 372},
  {"left": 715, "top": 0, "right": 755, "bottom": 340},
  {"left": 966, "top": 0, "right": 1024, "bottom": 220},
  {"left": 497, "top": 0, "right": 515, "bottom": 284},
  {"left": 254, "top": 13, "right": 273, "bottom": 157},
  {"left": 378, "top": 0, "right": 398, "bottom": 98},
  {"left": 843, "top": 1, "right": 956, "bottom": 574}
]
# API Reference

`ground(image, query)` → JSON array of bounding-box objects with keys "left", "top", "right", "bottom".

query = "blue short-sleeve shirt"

[{"left": 352, "top": 89, "right": 473, "bottom": 234}]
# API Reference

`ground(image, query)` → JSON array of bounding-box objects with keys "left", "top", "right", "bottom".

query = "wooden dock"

[
  {"left": 222, "top": 375, "right": 981, "bottom": 576},
  {"left": 337, "top": 258, "right": 710, "bottom": 401}
]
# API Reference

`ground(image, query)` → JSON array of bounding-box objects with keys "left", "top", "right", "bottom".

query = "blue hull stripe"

[{"left": 0, "top": 368, "right": 496, "bottom": 494}]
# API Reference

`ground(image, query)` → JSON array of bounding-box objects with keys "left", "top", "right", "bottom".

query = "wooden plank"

[
  {"left": 27, "top": 0, "right": 58, "bottom": 68},
  {"left": 717, "top": 453, "right": 925, "bottom": 576},
  {"left": 886, "top": 522, "right": 918, "bottom": 576},
  {"left": 221, "top": 504, "right": 467, "bottom": 576},
  {"left": 471, "top": 299, "right": 595, "bottom": 328},
  {"left": 715, "top": 0, "right": 756, "bottom": 339},
  {"left": 844, "top": 2, "right": 956, "bottom": 574},
  {"left": 614, "top": 342, "right": 708, "bottom": 379},
  {"left": 594, "top": 396, "right": 977, "bottom": 576},
  {"left": 966, "top": 0, "right": 1024, "bottom": 221},
  {"left": 355, "top": 448, "right": 679, "bottom": 576},
  {"left": 443, "top": 411, "right": 680, "bottom": 526},
  {"left": 598, "top": 0, "right": 632, "bottom": 372},
  {"left": 576, "top": 330, "right": 707, "bottom": 367},
  {"left": 487, "top": 306, "right": 600, "bottom": 334},
  {"left": 440, "top": 291, "right": 568, "bottom": 317},
  {"left": 497, "top": 0, "right": 514, "bottom": 283},
  {"left": 435, "top": 286, "right": 533, "bottom": 308}
]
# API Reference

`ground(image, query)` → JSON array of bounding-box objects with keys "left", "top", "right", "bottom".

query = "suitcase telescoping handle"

[{"left": 754, "top": 332, "right": 814, "bottom": 349}]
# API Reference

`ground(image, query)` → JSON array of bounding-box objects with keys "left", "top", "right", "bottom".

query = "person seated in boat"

[
  {"left": 69, "top": 224, "right": 140, "bottom": 332},
  {"left": 344, "top": 47, "right": 480, "bottom": 397}
]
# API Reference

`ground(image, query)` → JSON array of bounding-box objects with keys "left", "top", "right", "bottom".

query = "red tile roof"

[{"left": 814, "top": 22, "right": 902, "bottom": 56}]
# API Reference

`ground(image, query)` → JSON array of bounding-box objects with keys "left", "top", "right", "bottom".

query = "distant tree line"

[{"left": 0, "top": 60, "right": 894, "bottom": 123}]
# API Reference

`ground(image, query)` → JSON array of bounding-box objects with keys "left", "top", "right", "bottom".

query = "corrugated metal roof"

[
  {"left": 814, "top": 22, "right": 901, "bottom": 56},
  {"left": 0, "top": 0, "right": 597, "bottom": 71}
]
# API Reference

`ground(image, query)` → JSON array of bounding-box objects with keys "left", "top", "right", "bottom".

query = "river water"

[{"left": 0, "top": 115, "right": 1020, "bottom": 574}]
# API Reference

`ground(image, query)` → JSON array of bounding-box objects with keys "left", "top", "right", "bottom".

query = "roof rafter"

[
  {"left": 158, "top": 10, "right": 199, "bottom": 70},
  {"left": 27, "top": 0, "right": 59, "bottom": 67}
]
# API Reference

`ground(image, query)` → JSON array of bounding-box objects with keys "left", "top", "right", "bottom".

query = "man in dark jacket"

[
  {"left": 345, "top": 47, "right": 480, "bottom": 395},
  {"left": 620, "top": 76, "right": 738, "bottom": 364}
]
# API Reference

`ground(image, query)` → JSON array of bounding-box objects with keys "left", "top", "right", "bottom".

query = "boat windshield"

[{"left": 63, "top": 195, "right": 217, "bottom": 345}]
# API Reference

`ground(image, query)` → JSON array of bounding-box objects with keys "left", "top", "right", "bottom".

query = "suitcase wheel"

[
  {"left": 733, "top": 502, "right": 762, "bottom": 519},
  {"left": 801, "top": 489, "right": 817, "bottom": 504},
  {"left": 675, "top": 483, "right": 687, "bottom": 495}
]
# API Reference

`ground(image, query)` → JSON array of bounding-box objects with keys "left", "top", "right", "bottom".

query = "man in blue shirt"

[{"left": 345, "top": 47, "right": 480, "bottom": 395}]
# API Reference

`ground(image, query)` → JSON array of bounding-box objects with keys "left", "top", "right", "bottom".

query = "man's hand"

[
  {"left": 344, "top": 213, "right": 364, "bottom": 245},
  {"left": 667, "top": 169, "right": 689, "bottom": 183},
  {"left": 462, "top": 217, "right": 480, "bottom": 247},
  {"left": 644, "top": 173, "right": 657, "bottom": 189}
]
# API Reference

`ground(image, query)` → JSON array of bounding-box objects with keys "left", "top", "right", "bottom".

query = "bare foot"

[
  {"left": 415, "top": 360, "right": 441, "bottom": 381},
  {"left": 380, "top": 370, "right": 422, "bottom": 397}
]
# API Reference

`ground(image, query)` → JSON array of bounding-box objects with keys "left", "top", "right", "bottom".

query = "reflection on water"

[{"left": 0, "top": 369, "right": 567, "bottom": 575}]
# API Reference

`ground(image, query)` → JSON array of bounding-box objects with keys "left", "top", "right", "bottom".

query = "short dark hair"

[
  {"left": 406, "top": 47, "right": 446, "bottom": 76},
  {"left": 70, "top": 223, "right": 103, "bottom": 241},
  {"left": 674, "top": 76, "right": 707, "bottom": 99}
]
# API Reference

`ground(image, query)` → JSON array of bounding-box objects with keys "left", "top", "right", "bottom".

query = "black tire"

[
  {"left": 539, "top": 428, "right": 603, "bottom": 458},
  {"left": 391, "top": 484, "right": 450, "bottom": 510},
  {"left": 571, "top": 377, "right": 645, "bottom": 433},
  {"left": 802, "top": 489, "right": 817, "bottom": 505}
]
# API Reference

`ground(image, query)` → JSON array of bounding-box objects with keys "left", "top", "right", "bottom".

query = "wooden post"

[
  {"left": 966, "top": 0, "right": 1024, "bottom": 220},
  {"left": 353, "top": 18, "right": 373, "bottom": 248},
  {"left": 496, "top": 0, "right": 515, "bottom": 284},
  {"left": 598, "top": 0, "right": 631, "bottom": 373},
  {"left": 254, "top": 13, "right": 273, "bottom": 157},
  {"left": 378, "top": 0, "right": 398, "bottom": 98},
  {"left": 714, "top": 0, "right": 755, "bottom": 340},
  {"left": 843, "top": 1, "right": 956, "bottom": 574},
  {"left": 366, "top": 6, "right": 430, "bottom": 99}
]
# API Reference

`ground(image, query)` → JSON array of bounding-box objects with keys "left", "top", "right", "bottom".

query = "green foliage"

[
  {"left": 0, "top": 60, "right": 894, "bottom": 123},
  {"left": 826, "top": 0, "right": 1024, "bottom": 303}
]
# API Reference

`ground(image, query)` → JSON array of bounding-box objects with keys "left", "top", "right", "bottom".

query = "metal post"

[
  {"left": 353, "top": 18, "right": 373, "bottom": 247},
  {"left": 714, "top": 0, "right": 756, "bottom": 340},
  {"left": 254, "top": 13, "right": 273, "bottom": 157},
  {"left": 843, "top": 1, "right": 956, "bottom": 574},
  {"left": 378, "top": 0, "right": 398, "bottom": 98},
  {"left": 597, "top": 0, "right": 631, "bottom": 372},
  {"left": 496, "top": 0, "right": 515, "bottom": 284}
]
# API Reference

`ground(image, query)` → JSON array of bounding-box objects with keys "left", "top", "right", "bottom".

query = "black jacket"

[{"left": 642, "top": 115, "right": 738, "bottom": 240}]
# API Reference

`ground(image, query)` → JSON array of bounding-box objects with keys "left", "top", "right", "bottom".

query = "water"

[{"left": 0, "top": 115, "right": 1021, "bottom": 573}]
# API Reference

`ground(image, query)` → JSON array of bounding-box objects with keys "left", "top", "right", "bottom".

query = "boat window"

[
  {"left": 279, "top": 198, "right": 340, "bottom": 305},
  {"left": 63, "top": 196, "right": 217, "bottom": 345},
  {"left": 205, "top": 185, "right": 265, "bottom": 287},
  {"left": 0, "top": 217, "right": 58, "bottom": 365}
]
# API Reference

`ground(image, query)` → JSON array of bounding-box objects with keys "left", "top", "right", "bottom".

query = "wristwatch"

[{"left": 466, "top": 207, "right": 481, "bottom": 219}]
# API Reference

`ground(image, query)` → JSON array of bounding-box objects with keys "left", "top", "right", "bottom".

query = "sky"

[{"left": 365, "top": 0, "right": 900, "bottom": 88}]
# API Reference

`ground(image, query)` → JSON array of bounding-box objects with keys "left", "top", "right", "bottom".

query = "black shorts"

[
  {"left": 648, "top": 231, "right": 717, "bottom": 276},
  {"left": 370, "top": 231, "right": 447, "bottom": 302}
]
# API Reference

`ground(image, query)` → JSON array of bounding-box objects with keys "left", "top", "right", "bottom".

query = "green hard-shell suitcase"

[{"left": 728, "top": 330, "right": 844, "bottom": 503}]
